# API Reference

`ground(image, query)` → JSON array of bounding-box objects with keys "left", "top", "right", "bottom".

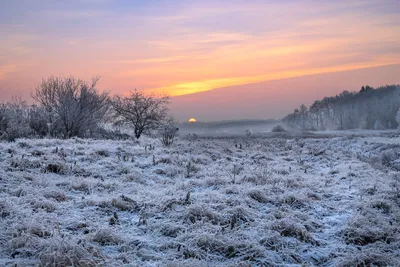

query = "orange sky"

[
  {"left": 1, "top": 0, "right": 400, "bottom": 118},
  {"left": 169, "top": 64, "right": 400, "bottom": 121}
]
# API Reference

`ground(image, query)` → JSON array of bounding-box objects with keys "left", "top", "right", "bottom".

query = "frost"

[{"left": 0, "top": 132, "right": 399, "bottom": 265}]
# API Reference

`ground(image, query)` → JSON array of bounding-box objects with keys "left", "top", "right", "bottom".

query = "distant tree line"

[
  {"left": 283, "top": 85, "right": 400, "bottom": 131},
  {"left": 0, "top": 76, "right": 174, "bottom": 142}
]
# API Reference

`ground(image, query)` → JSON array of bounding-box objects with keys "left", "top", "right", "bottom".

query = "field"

[{"left": 0, "top": 131, "right": 399, "bottom": 266}]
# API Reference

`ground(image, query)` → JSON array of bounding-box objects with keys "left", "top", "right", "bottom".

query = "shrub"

[
  {"left": 111, "top": 195, "right": 139, "bottom": 211},
  {"left": 271, "top": 125, "right": 286, "bottom": 132},
  {"left": 0, "top": 200, "right": 11, "bottom": 218},
  {"left": 158, "top": 224, "right": 183, "bottom": 238},
  {"left": 32, "top": 200, "right": 56, "bottom": 212},
  {"left": 248, "top": 190, "right": 268, "bottom": 203},
  {"left": 270, "top": 218, "right": 318, "bottom": 245},
  {"left": 338, "top": 248, "right": 393, "bottom": 267},
  {"left": 92, "top": 127, "right": 131, "bottom": 140},
  {"left": 33, "top": 76, "right": 109, "bottom": 138},
  {"left": 39, "top": 236, "right": 104, "bottom": 266},
  {"left": 44, "top": 190, "right": 68, "bottom": 202},
  {"left": 92, "top": 228, "right": 123, "bottom": 245},
  {"left": 96, "top": 150, "right": 110, "bottom": 157},
  {"left": 185, "top": 205, "right": 223, "bottom": 225},
  {"left": 0, "top": 99, "right": 32, "bottom": 141},
  {"left": 343, "top": 212, "right": 395, "bottom": 246},
  {"left": 381, "top": 151, "right": 396, "bottom": 168},
  {"left": 44, "top": 163, "right": 65, "bottom": 174},
  {"left": 196, "top": 235, "right": 226, "bottom": 255},
  {"left": 160, "top": 125, "right": 179, "bottom": 146}
]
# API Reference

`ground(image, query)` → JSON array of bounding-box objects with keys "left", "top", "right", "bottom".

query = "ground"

[{"left": 0, "top": 131, "right": 399, "bottom": 266}]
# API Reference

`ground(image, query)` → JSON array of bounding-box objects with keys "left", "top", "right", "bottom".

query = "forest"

[{"left": 283, "top": 85, "right": 400, "bottom": 131}]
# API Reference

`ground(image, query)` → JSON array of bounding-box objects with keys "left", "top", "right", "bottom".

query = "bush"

[
  {"left": 92, "top": 228, "right": 123, "bottom": 245},
  {"left": 33, "top": 76, "right": 109, "bottom": 138},
  {"left": 39, "top": 237, "right": 103, "bottom": 266},
  {"left": 160, "top": 125, "right": 179, "bottom": 146},
  {"left": 339, "top": 250, "right": 393, "bottom": 267},
  {"left": 92, "top": 127, "right": 131, "bottom": 140},
  {"left": 248, "top": 190, "right": 268, "bottom": 203},
  {"left": 381, "top": 151, "right": 396, "bottom": 168},
  {"left": 270, "top": 218, "right": 318, "bottom": 245},
  {"left": 45, "top": 163, "right": 65, "bottom": 174},
  {"left": 271, "top": 125, "right": 286, "bottom": 133},
  {"left": 0, "top": 99, "right": 32, "bottom": 141}
]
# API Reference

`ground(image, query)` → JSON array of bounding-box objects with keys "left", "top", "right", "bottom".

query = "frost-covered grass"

[{"left": 0, "top": 133, "right": 399, "bottom": 266}]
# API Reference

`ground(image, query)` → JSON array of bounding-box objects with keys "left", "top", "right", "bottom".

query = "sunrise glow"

[
  {"left": 1, "top": 2, "right": 399, "bottom": 265},
  {"left": 0, "top": 0, "right": 399, "bottom": 120}
]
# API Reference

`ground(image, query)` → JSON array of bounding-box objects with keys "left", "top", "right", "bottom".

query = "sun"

[{"left": 188, "top": 118, "right": 197, "bottom": 123}]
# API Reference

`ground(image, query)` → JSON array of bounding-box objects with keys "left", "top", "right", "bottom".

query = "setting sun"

[{"left": 188, "top": 118, "right": 197, "bottom": 123}]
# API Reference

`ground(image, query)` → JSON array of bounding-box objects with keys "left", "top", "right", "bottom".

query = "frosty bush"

[
  {"left": 0, "top": 98, "right": 32, "bottom": 141},
  {"left": 39, "top": 237, "right": 103, "bottom": 266},
  {"left": 271, "top": 125, "right": 286, "bottom": 133},
  {"left": 92, "top": 228, "right": 123, "bottom": 245},
  {"left": 33, "top": 76, "right": 109, "bottom": 138},
  {"left": 160, "top": 124, "right": 179, "bottom": 146},
  {"left": 380, "top": 151, "right": 397, "bottom": 169},
  {"left": 338, "top": 249, "right": 394, "bottom": 267}
]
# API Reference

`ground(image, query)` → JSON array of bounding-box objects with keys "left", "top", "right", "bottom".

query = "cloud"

[
  {"left": 0, "top": 64, "right": 19, "bottom": 80},
  {"left": 147, "top": 61, "right": 400, "bottom": 97},
  {"left": 68, "top": 40, "right": 78, "bottom": 45},
  {"left": 1, "top": 0, "right": 399, "bottom": 100},
  {"left": 193, "top": 32, "right": 251, "bottom": 44},
  {"left": 38, "top": 10, "right": 107, "bottom": 20},
  {"left": 111, "top": 56, "right": 188, "bottom": 64}
]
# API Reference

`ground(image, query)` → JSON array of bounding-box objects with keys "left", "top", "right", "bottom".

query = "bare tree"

[
  {"left": 112, "top": 89, "right": 170, "bottom": 139},
  {"left": 33, "top": 76, "right": 109, "bottom": 138},
  {"left": 0, "top": 97, "right": 32, "bottom": 141},
  {"left": 396, "top": 108, "right": 400, "bottom": 130},
  {"left": 28, "top": 105, "right": 50, "bottom": 137}
]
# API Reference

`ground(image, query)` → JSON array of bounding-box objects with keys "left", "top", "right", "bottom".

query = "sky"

[
  {"left": 170, "top": 64, "right": 400, "bottom": 121},
  {"left": 1, "top": 0, "right": 400, "bottom": 120}
]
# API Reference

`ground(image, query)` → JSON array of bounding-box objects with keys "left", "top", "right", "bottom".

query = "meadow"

[{"left": 0, "top": 131, "right": 399, "bottom": 266}]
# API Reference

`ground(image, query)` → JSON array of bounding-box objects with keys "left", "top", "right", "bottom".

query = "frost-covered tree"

[
  {"left": 299, "top": 104, "right": 308, "bottom": 130},
  {"left": 112, "top": 90, "right": 170, "bottom": 139},
  {"left": 396, "top": 108, "right": 400, "bottom": 130},
  {"left": 28, "top": 105, "right": 50, "bottom": 137},
  {"left": 283, "top": 85, "right": 400, "bottom": 130},
  {"left": 33, "top": 76, "right": 109, "bottom": 138},
  {"left": 0, "top": 97, "right": 32, "bottom": 141}
]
